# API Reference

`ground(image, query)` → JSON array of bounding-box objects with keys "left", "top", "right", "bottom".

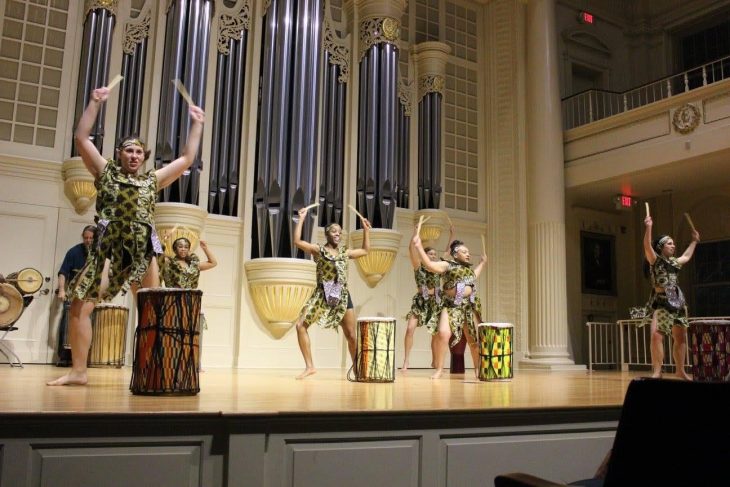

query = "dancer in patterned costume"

[
  {"left": 413, "top": 236, "right": 486, "bottom": 379},
  {"left": 48, "top": 86, "right": 204, "bottom": 386},
  {"left": 160, "top": 237, "right": 218, "bottom": 289},
  {"left": 641, "top": 214, "right": 699, "bottom": 379},
  {"left": 402, "top": 224, "right": 442, "bottom": 371},
  {"left": 160, "top": 236, "right": 217, "bottom": 371},
  {"left": 293, "top": 206, "right": 371, "bottom": 379}
]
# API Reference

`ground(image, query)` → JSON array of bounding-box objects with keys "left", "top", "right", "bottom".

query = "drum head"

[
  {"left": 13, "top": 268, "right": 43, "bottom": 294},
  {"left": 0, "top": 283, "right": 23, "bottom": 326}
]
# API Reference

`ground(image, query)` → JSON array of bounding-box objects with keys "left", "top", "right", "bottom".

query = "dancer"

[
  {"left": 159, "top": 235, "right": 217, "bottom": 371},
  {"left": 641, "top": 215, "right": 699, "bottom": 379},
  {"left": 293, "top": 207, "right": 371, "bottom": 379},
  {"left": 55, "top": 225, "right": 97, "bottom": 365},
  {"left": 160, "top": 236, "right": 218, "bottom": 289},
  {"left": 48, "top": 86, "right": 204, "bottom": 386},
  {"left": 402, "top": 225, "right": 442, "bottom": 371},
  {"left": 413, "top": 235, "right": 487, "bottom": 379}
]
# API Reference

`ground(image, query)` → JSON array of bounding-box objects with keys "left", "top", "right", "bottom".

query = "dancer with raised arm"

[
  {"left": 402, "top": 224, "right": 442, "bottom": 371},
  {"left": 642, "top": 214, "right": 700, "bottom": 379},
  {"left": 47, "top": 86, "right": 204, "bottom": 386},
  {"left": 413, "top": 234, "right": 487, "bottom": 379},
  {"left": 293, "top": 207, "right": 371, "bottom": 379}
]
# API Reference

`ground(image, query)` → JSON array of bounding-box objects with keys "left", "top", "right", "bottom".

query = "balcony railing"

[
  {"left": 562, "top": 55, "right": 730, "bottom": 130},
  {"left": 586, "top": 316, "right": 730, "bottom": 372}
]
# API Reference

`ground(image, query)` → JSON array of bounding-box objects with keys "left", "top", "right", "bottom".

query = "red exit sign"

[{"left": 579, "top": 11, "right": 594, "bottom": 24}]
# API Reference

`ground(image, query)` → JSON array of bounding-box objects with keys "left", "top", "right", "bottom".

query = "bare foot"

[
  {"left": 431, "top": 369, "right": 443, "bottom": 379},
  {"left": 296, "top": 368, "right": 317, "bottom": 380},
  {"left": 651, "top": 369, "right": 662, "bottom": 378},
  {"left": 47, "top": 371, "right": 88, "bottom": 386},
  {"left": 401, "top": 363, "right": 409, "bottom": 372},
  {"left": 675, "top": 370, "right": 692, "bottom": 381}
]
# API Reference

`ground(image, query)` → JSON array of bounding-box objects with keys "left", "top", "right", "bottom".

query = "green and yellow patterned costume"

[
  {"left": 441, "top": 260, "right": 482, "bottom": 346},
  {"left": 160, "top": 254, "right": 200, "bottom": 289},
  {"left": 70, "top": 161, "right": 162, "bottom": 302},
  {"left": 640, "top": 255, "right": 688, "bottom": 335},
  {"left": 406, "top": 265, "right": 441, "bottom": 335},
  {"left": 299, "top": 245, "right": 350, "bottom": 329}
]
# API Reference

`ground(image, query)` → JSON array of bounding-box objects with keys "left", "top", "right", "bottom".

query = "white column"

[{"left": 523, "top": 0, "right": 580, "bottom": 369}]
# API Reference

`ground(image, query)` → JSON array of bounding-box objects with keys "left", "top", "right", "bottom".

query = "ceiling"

[{"left": 566, "top": 147, "right": 730, "bottom": 212}]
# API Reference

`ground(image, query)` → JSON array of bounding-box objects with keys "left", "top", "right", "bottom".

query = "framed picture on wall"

[{"left": 581, "top": 232, "right": 616, "bottom": 296}]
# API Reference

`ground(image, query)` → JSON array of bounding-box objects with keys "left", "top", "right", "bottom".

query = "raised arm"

[
  {"left": 473, "top": 253, "right": 488, "bottom": 278},
  {"left": 74, "top": 88, "right": 110, "bottom": 178},
  {"left": 198, "top": 240, "right": 218, "bottom": 271},
  {"left": 643, "top": 215, "right": 656, "bottom": 266},
  {"left": 677, "top": 229, "right": 700, "bottom": 265},
  {"left": 408, "top": 228, "right": 421, "bottom": 270},
  {"left": 348, "top": 216, "right": 371, "bottom": 258},
  {"left": 413, "top": 235, "right": 449, "bottom": 274},
  {"left": 294, "top": 207, "right": 320, "bottom": 256},
  {"left": 155, "top": 105, "right": 205, "bottom": 189}
]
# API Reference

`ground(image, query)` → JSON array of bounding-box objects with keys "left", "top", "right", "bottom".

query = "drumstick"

[
  {"left": 481, "top": 234, "right": 486, "bottom": 256},
  {"left": 303, "top": 202, "right": 319, "bottom": 211},
  {"left": 421, "top": 216, "right": 431, "bottom": 225},
  {"left": 347, "top": 204, "right": 366, "bottom": 222},
  {"left": 645, "top": 202, "right": 650, "bottom": 218},
  {"left": 172, "top": 79, "right": 195, "bottom": 106},
  {"left": 684, "top": 212, "right": 697, "bottom": 232},
  {"left": 416, "top": 215, "right": 424, "bottom": 236},
  {"left": 106, "top": 74, "right": 123, "bottom": 91}
]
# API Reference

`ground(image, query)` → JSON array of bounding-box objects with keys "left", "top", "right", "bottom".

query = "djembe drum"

[
  {"left": 478, "top": 323, "right": 514, "bottom": 381},
  {"left": 88, "top": 303, "right": 128, "bottom": 367},
  {"left": 689, "top": 320, "right": 730, "bottom": 381},
  {"left": 350, "top": 317, "right": 396, "bottom": 383},
  {"left": 130, "top": 288, "right": 201, "bottom": 395},
  {"left": 7, "top": 267, "right": 43, "bottom": 295}
]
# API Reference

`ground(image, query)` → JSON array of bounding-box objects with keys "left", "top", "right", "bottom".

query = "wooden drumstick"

[
  {"left": 347, "top": 204, "right": 367, "bottom": 222},
  {"left": 106, "top": 74, "right": 123, "bottom": 91},
  {"left": 172, "top": 79, "right": 195, "bottom": 106},
  {"left": 684, "top": 212, "right": 697, "bottom": 232},
  {"left": 645, "top": 202, "right": 650, "bottom": 218},
  {"left": 416, "top": 215, "right": 424, "bottom": 236},
  {"left": 303, "top": 202, "right": 319, "bottom": 211},
  {"left": 481, "top": 234, "right": 487, "bottom": 256}
]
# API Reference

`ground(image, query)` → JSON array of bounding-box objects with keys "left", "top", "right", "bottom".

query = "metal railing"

[
  {"left": 586, "top": 316, "right": 730, "bottom": 371},
  {"left": 563, "top": 55, "right": 730, "bottom": 130}
]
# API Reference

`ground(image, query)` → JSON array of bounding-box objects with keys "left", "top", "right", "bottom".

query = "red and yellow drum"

[
  {"left": 88, "top": 303, "right": 128, "bottom": 367},
  {"left": 478, "top": 323, "right": 513, "bottom": 382},
  {"left": 130, "top": 288, "right": 201, "bottom": 395},
  {"left": 351, "top": 317, "right": 396, "bottom": 383}
]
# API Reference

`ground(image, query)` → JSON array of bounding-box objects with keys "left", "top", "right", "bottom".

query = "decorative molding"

[
  {"left": 122, "top": 8, "right": 151, "bottom": 55},
  {"left": 263, "top": 0, "right": 272, "bottom": 14},
  {"left": 672, "top": 103, "right": 701, "bottom": 134},
  {"left": 418, "top": 74, "right": 445, "bottom": 101},
  {"left": 218, "top": 2, "right": 251, "bottom": 54},
  {"left": 359, "top": 17, "right": 400, "bottom": 59},
  {"left": 323, "top": 19, "right": 350, "bottom": 83},
  {"left": 85, "top": 0, "right": 118, "bottom": 16},
  {"left": 398, "top": 77, "right": 413, "bottom": 116}
]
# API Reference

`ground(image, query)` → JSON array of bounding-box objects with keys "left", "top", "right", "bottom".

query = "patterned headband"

[
  {"left": 655, "top": 236, "right": 672, "bottom": 252},
  {"left": 120, "top": 138, "right": 146, "bottom": 152}
]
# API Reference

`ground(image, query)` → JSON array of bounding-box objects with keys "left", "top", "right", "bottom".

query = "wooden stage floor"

[{"left": 0, "top": 365, "right": 646, "bottom": 415}]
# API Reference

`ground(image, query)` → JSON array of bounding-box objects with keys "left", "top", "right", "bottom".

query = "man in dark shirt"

[{"left": 56, "top": 225, "right": 96, "bottom": 365}]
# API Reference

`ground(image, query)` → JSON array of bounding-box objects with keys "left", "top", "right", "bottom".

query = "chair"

[{"left": 495, "top": 378, "right": 730, "bottom": 487}]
